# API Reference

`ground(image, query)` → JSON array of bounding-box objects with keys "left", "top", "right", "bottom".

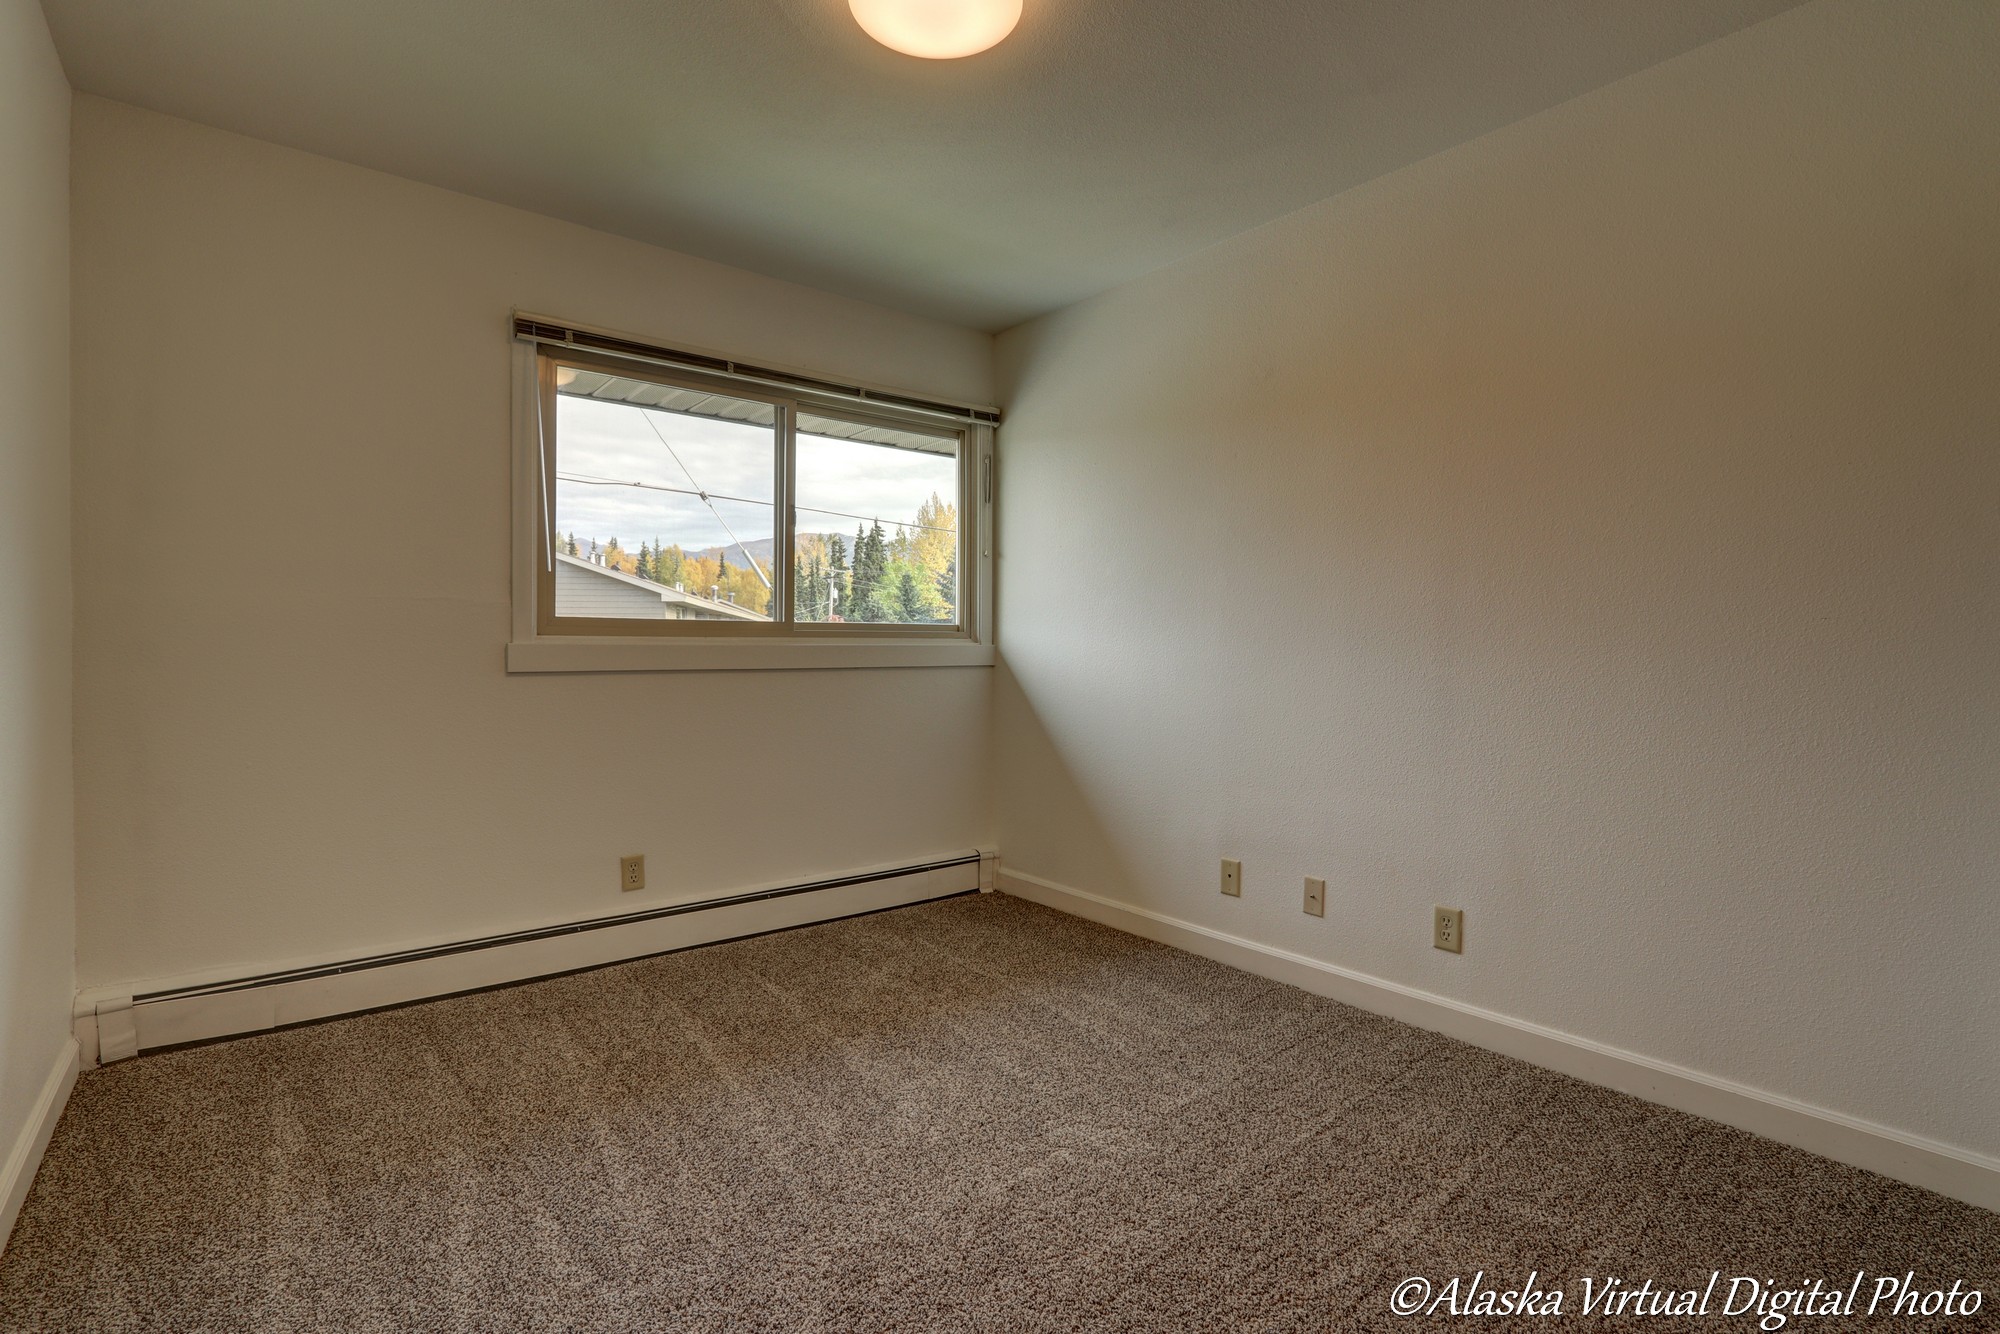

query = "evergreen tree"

[
  {"left": 794, "top": 555, "right": 830, "bottom": 621},
  {"left": 828, "top": 534, "right": 850, "bottom": 620},
  {"left": 868, "top": 521, "right": 889, "bottom": 586},
  {"left": 937, "top": 546, "right": 958, "bottom": 613},
  {"left": 847, "top": 524, "right": 880, "bottom": 621},
  {"left": 897, "top": 566, "right": 930, "bottom": 622},
  {"left": 850, "top": 522, "right": 899, "bottom": 621},
  {"left": 564, "top": 532, "right": 579, "bottom": 557},
  {"left": 865, "top": 565, "right": 908, "bottom": 622},
  {"left": 637, "top": 542, "right": 655, "bottom": 582}
]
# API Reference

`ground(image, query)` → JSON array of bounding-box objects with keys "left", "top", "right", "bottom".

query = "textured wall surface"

[
  {"left": 70, "top": 98, "right": 994, "bottom": 990},
  {"left": 993, "top": 0, "right": 1998, "bottom": 1157},
  {"left": 0, "top": 0, "right": 75, "bottom": 1190}
]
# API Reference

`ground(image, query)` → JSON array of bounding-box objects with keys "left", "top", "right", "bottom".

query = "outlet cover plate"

[
  {"left": 1433, "top": 906, "right": 1463, "bottom": 953},
  {"left": 621, "top": 854, "right": 646, "bottom": 892},
  {"left": 1304, "top": 877, "right": 1325, "bottom": 917},
  {"left": 1220, "top": 859, "right": 1242, "bottom": 897}
]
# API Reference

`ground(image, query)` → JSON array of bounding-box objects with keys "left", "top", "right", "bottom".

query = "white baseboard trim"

[
  {"left": 75, "top": 853, "right": 991, "bottom": 1064},
  {"left": 1, "top": 1038, "right": 81, "bottom": 1253},
  {"left": 998, "top": 868, "right": 1999, "bottom": 1215}
]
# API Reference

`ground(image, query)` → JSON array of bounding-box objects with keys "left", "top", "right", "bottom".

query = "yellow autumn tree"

[
  {"left": 910, "top": 494, "right": 958, "bottom": 616},
  {"left": 680, "top": 554, "right": 720, "bottom": 597},
  {"left": 717, "top": 561, "right": 772, "bottom": 616}
]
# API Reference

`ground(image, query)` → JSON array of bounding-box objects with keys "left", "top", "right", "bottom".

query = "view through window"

[
  {"left": 546, "top": 358, "right": 963, "bottom": 632},
  {"left": 794, "top": 411, "right": 959, "bottom": 625}
]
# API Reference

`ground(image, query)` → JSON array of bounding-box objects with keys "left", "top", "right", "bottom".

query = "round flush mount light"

[{"left": 850, "top": 0, "right": 1022, "bottom": 59}]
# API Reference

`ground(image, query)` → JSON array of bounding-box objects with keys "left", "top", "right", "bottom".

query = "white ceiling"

[{"left": 41, "top": 0, "right": 1805, "bottom": 331}]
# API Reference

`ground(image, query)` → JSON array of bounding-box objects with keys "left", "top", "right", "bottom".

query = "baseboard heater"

[{"left": 79, "top": 851, "right": 991, "bottom": 1066}]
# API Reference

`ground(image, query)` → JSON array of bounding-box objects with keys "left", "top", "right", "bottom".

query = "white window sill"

[{"left": 505, "top": 637, "right": 996, "bottom": 674}]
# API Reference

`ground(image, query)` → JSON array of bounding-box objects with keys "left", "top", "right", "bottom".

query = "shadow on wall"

[
  {"left": 990, "top": 655, "right": 1139, "bottom": 905},
  {"left": 0, "top": 641, "right": 74, "bottom": 1138},
  {"left": 981, "top": 0, "right": 2000, "bottom": 1172}
]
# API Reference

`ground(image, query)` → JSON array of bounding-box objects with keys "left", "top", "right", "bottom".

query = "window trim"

[{"left": 507, "top": 331, "right": 996, "bottom": 673}]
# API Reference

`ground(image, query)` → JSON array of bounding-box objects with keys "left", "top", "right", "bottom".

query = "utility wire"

[
  {"left": 635, "top": 410, "right": 772, "bottom": 589},
  {"left": 556, "top": 473, "right": 959, "bottom": 537}
]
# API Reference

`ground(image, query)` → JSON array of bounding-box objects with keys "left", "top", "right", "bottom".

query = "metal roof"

[
  {"left": 559, "top": 369, "right": 958, "bottom": 456},
  {"left": 555, "top": 552, "right": 767, "bottom": 621}
]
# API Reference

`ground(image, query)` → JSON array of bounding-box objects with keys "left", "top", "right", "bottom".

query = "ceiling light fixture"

[{"left": 849, "top": 0, "right": 1022, "bottom": 59}]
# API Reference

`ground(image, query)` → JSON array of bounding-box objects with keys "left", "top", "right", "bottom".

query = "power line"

[
  {"left": 555, "top": 473, "right": 959, "bottom": 537},
  {"left": 635, "top": 409, "right": 771, "bottom": 589}
]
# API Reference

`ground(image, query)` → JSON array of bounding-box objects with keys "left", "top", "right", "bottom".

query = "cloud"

[{"left": 553, "top": 397, "right": 956, "bottom": 560}]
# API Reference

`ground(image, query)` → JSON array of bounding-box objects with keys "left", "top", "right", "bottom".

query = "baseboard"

[
  {"left": 74, "top": 852, "right": 993, "bottom": 1064},
  {"left": 998, "top": 868, "right": 2000, "bottom": 1215},
  {"left": 1, "top": 1038, "right": 81, "bottom": 1254}
]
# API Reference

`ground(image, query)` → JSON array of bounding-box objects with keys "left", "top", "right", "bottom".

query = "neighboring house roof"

[{"left": 555, "top": 552, "right": 767, "bottom": 621}]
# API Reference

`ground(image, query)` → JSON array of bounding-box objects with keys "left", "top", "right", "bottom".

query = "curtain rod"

[{"left": 512, "top": 316, "right": 1001, "bottom": 427}]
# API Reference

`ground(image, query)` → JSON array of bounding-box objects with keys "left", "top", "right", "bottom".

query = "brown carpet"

[{"left": 1, "top": 892, "right": 1993, "bottom": 1332}]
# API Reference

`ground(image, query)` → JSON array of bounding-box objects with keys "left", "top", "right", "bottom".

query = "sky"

[{"left": 554, "top": 396, "right": 957, "bottom": 576}]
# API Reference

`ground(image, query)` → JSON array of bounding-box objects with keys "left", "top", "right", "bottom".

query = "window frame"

[{"left": 507, "top": 332, "right": 996, "bottom": 673}]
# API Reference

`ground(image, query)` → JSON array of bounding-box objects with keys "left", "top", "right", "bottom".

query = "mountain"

[{"left": 682, "top": 533, "right": 843, "bottom": 569}]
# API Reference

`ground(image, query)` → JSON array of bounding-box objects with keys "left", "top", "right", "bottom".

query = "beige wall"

[
  {"left": 41, "top": 0, "right": 2000, "bottom": 1182},
  {"left": 70, "top": 97, "right": 994, "bottom": 991},
  {"left": 0, "top": 0, "right": 75, "bottom": 1193},
  {"left": 994, "top": 0, "right": 1998, "bottom": 1158}
]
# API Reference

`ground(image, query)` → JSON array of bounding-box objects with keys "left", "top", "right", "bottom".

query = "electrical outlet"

[
  {"left": 1433, "top": 906, "right": 1464, "bottom": 953},
  {"left": 1220, "top": 859, "right": 1242, "bottom": 897},
  {"left": 1304, "top": 877, "right": 1325, "bottom": 917},
  {"left": 620, "top": 855, "right": 645, "bottom": 892}
]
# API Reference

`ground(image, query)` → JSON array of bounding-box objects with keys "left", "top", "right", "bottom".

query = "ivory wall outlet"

[
  {"left": 1220, "top": 859, "right": 1242, "bottom": 897},
  {"left": 1434, "top": 906, "right": 1464, "bottom": 953},
  {"left": 621, "top": 855, "right": 646, "bottom": 892},
  {"left": 1304, "top": 877, "right": 1326, "bottom": 917}
]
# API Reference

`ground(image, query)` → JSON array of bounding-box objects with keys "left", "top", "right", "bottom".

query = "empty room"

[{"left": 1, "top": 0, "right": 1995, "bottom": 1328}]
